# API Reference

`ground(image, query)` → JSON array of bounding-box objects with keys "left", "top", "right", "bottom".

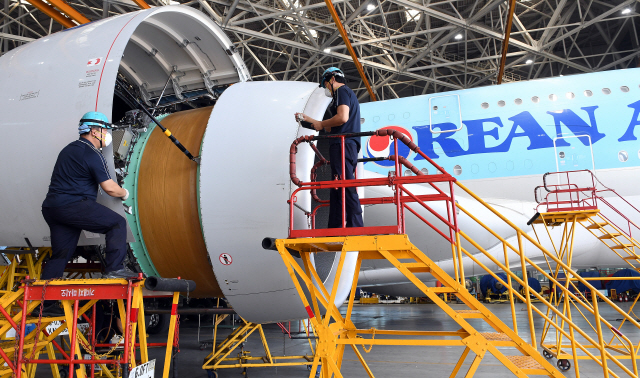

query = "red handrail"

[
  {"left": 287, "top": 129, "right": 458, "bottom": 239},
  {"left": 535, "top": 170, "right": 640, "bottom": 240}
]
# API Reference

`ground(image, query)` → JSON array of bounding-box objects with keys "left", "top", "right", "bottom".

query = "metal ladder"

[
  {"left": 581, "top": 214, "right": 640, "bottom": 267},
  {"left": 276, "top": 235, "right": 563, "bottom": 378}
]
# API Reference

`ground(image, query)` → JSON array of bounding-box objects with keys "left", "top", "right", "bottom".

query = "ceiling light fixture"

[
  {"left": 454, "top": 34, "right": 463, "bottom": 40},
  {"left": 526, "top": 59, "right": 533, "bottom": 65},
  {"left": 367, "top": 3, "right": 375, "bottom": 11},
  {"left": 324, "top": 48, "right": 331, "bottom": 53},
  {"left": 622, "top": 8, "right": 631, "bottom": 14}
]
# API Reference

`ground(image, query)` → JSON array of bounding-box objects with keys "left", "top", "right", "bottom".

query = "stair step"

[
  {"left": 623, "top": 256, "right": 640, "bottom": 260},
  {"left": 402, "top": 263, "right": 430, "bottom": 273},
  {"left": 612, "top": 245, "right": 635, "bottom": 250},
  {"left": 599, "top": 233, "right": 622, "bottom": 239},
  {"left": 480, "top": 332, "right": 511, "bottom": 341},
  {"left": 454, "top": 310, "right": 483, "bottom": 318},
  {"left": 430, "top": 287, "right": 457, "bottom": 293},
  {"left": 586, "top": 222, "right": 608, "bottom": 229},
  {"left": 505, "top": 355, "right": 547, "bottom": 373}
]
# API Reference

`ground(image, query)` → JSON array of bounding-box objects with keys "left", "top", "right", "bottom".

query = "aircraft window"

[
  {"left": 514, "top": 98, "right": 523, "bottom": 105},
  {"left": 403, "top": 112, "right": 410, "bottom": 119},
  {"left": 566, "top": 92, "right": 575, "bottom": 99},
  {"left": 602, "top": 88, "right": 611, "bottom": 95},
  {"left": 404, "top": 170, "right": 412, "bottom": 176},
  {"left": 420, "top": 168, "right": 429, "bottom": 175},
  {"left": 388, "top": 114, "right": 395, "bottom": 120},
  {"left": 498, "top": 100, "right": 506, "bottom": 107},
  {"left": 453, "top": 165, "right": 462, "bottom": 175},
  {"left": 619, "top": 151, "right": 628, "bottom": 162},
  {"left": 532, "top": 96, "right": 540, "bottom": 103},
  {"left": 506, "top": 160, "right": 514, "bottom": 171},
  {"left": 559, "top": 151, "right": 565, "bottom": 158},
  {"left": 549, "top": 94, "right": 558, "bottom": 101},
  {"left": 621, "top": 86, "right": 630, "bottom": 93},
  {"left": 373, "top": 116, "right": 380, "bottom": 122},
  {"left": 481, "top": 102, "right": 489, "bottom": 109},
  {"left": 584, "top": 90, "right": 593, "bottom": 97}
]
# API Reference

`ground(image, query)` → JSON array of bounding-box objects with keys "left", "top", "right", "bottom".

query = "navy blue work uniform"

[
  {"left": 41, "top": 138, "right": 127, "bottom": 279},
  {"left": 326, "top": 85, "right": 364, "bottom": 228}
]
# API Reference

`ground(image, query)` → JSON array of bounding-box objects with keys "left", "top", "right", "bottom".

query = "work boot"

[
  {"left": 103, "top": 268, "right": 139, "bottom": 279},
  {"left": 40, "top": 300, "right": 65, "bottom": 317}
]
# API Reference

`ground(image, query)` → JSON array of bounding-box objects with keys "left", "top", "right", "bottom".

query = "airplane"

[
  {"left": 355, "top": 69, "right": 640, "bottom": 296},
  {"left": 0, "top": 5, "right": 638, "bottom": 324}
]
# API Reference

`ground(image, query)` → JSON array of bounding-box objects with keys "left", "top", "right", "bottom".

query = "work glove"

[{"left": 122, "top": 188, "right": 129, "bottom": 201}]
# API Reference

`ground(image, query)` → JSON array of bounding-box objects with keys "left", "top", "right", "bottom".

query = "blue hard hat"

[
  {"left": 320, "top": 67, "right": 344, "bottom": 87},
  {"left": 78, "top": 111, "right": 111, "bottom": 134}
]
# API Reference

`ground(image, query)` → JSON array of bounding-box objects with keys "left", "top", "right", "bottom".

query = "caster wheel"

[
  {"left": 542, "top": 350, "right": 553, "bottom": 359},
  {"left": 557, "top": 359, "right": 571, "bottom": 371},
  {"left": 59, "top": 366, "right": 69, "bottom": 378},
  {"left": 206, "top": 370, "right": 218, "bottom": 378}
]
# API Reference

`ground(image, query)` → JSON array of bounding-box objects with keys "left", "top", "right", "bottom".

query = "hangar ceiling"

[{"left": 1, "top": 0, "right": 639, "bottom": 102}]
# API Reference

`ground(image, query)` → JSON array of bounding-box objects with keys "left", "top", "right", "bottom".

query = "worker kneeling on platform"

[
  {"left": 295, "top": 67, "right": 364, "bottom": 228},
  {"left": 40, "top": 112, "right": 137, "bottom": 315}
]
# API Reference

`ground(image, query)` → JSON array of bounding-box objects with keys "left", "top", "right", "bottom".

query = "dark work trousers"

[
  {"left": 41, "top": 199, "right": 127, "bottom": 279},
  {"left": 328, "top": 141, "right": 364, "bottom": 228}
]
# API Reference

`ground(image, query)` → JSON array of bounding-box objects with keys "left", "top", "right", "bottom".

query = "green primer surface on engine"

[{"left": 122, "top": 116, "right": 168, "bottom": 277}]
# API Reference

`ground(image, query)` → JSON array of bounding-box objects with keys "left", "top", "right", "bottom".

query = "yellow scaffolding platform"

[
  {"left": 0, "top": 276, "right": 184, "bottom": 378},
  {"left": 531, "top": 210, "right": 640, "bottom": 375},
  {"left": 276, "top": 182, "right": 640, "bottom": 377},
  {"left": 276, "top": 235, "right": 562, "bottom": 378},
  {"left": 201, "top": 315, "right": 315, "bottom": 377},
  {"left": 283, "top": 135, "right": 640, "bottom": 377},
  {"left": 0, "top": 247, "right": 49, "bottom": 295}
]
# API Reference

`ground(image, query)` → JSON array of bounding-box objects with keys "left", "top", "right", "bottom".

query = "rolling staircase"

[
  {"left": 277, "top": 235, "right": 563, "bottom": 378},
  {"left": 282, "top": 130, "right": 640, "bottom": 378},
  {"left": 582, "top": 215, "right": 639, "bottom": 268},
  {"left": 531, "top": 170, "right": 640, "bottom": 376}
]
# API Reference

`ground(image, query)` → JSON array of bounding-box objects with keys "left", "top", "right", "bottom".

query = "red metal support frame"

[
  {"left": 16, "top": 282, "right": 30, "bottom": 378},
  {"left": 14, "top": 278, "right": 145, "bottom": 378},
  {"left": 68, "top": 300, "right": 79, "bottom": 378}
]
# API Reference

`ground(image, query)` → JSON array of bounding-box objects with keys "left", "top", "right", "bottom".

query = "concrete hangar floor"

[{"left": 31, "top": 302, "right": 637, "bottom": 378}]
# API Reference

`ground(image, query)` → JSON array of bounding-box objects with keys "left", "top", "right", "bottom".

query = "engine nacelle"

[{"left": 0, "top": 6, "right": 356, "bottom": 323}]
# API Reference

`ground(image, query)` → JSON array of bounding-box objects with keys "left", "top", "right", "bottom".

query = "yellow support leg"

[{"left": 162, "top": 292, "right": 180, "bottom": 378}]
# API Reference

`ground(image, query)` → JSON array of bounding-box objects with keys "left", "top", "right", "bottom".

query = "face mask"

[
  {"left": 324, "top": 79, "right": 334, "bottom": 98},
  {"left": 103, "top": 131, "right": 112, "bottom": 147},
  {"left": 94, "top": 129, "right": 112, "bottom": 148}
]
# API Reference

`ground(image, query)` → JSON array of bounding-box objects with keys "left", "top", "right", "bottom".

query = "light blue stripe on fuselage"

[{"left": 360, "top": 68, "right": 640, "bottom": 180}]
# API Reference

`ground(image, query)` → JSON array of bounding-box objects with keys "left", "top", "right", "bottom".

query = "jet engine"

[{"left": 0, "top": 6, "right": 357, "bottom": 323}]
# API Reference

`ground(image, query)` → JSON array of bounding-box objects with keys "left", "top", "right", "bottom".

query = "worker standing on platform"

[
  {"left": 40, "top": 112, "right": 138, "bottom": 315},
  {"left": 295, "top": 67, "right": 364, "bottom": 228}
]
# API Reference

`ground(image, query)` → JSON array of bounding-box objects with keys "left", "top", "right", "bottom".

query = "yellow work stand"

[
  {"left": 275, "top": 234, "right": 562, "bottom": 378},
  {"left": 202, "top": 314, "right": 315, "bottom": 377},
  {"left": 531, "top": 210, "right": 640, "bottom": 375},
  {"left": 1, "top": 276, "right": 183, "bottom": 378}
]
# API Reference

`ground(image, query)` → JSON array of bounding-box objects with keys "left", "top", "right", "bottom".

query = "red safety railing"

[
  {"left": 534, "top": 170, "right": 598, "bottom": 212},
  {"left": 288, "top": 129, "right": 459, "bottom": 240},
  {"left": 535, "top": 169, "right": 640, "bottom": 240}
]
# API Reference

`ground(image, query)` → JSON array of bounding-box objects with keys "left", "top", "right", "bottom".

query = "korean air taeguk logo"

[{"left": 365, "top": 126, "right": 413, "bottom": 167}]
